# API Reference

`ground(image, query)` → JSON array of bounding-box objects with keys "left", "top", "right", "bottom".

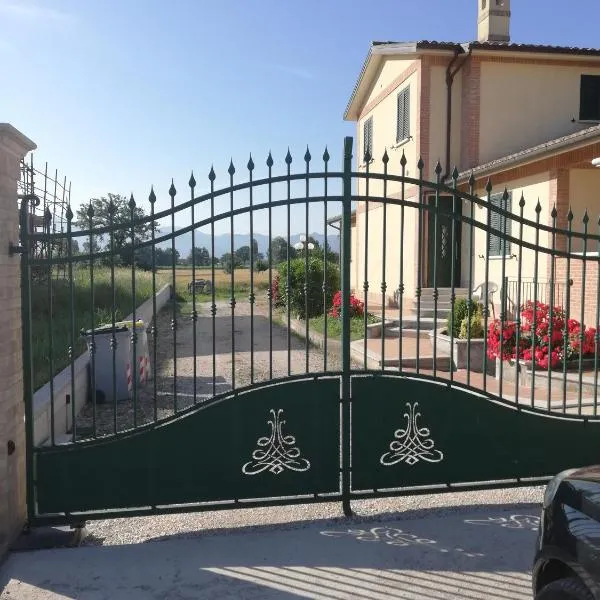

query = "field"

[
  {"left": 156, "top": 266, "right": 271, "bottom": 300},
  {"left": 31, "top": 266, "right": 272, "bottom": 390}
]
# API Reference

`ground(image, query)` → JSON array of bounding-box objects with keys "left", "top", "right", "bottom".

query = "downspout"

[{"left": 444, "top": 47, "right": 471, "bottom": 180}]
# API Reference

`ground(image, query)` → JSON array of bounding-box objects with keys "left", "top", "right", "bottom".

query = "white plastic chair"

[{"left": 471, "top": 281, "right": 498, "bottom": 319}]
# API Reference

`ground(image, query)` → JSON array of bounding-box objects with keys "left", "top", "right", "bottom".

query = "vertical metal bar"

[
  {"left": 578, "top": 212, "right": 589, "bottom": 415},
  {"left": 530, "top": 201, "right": 542, "bottom": 408},
  {"left": 209, "top": 168, "right": 217, "bottom": 397},
  {"left": 514, "top": 195, "right": 525, "bottom": 408},
  {"left": 594, "top": 216, "right": 600, "bottom": 416},
  {"left": 323, "top": 148, "right": 330, "bottom": 371},
  {"left": 432, "top": 164, "right": 441, "bottom": 377},
  {"left": 228, "top": 162, "right": 236, "bottom": 389},
  {"left": 167, "top": 183, "right": 177, "bottom": 413},
  {"left": 563, "top": 210, "right": 573, "bottom": 412},
  {"left": 415, "top": 158, "right": 425, "bottom": 375},
  {"left": 45, "top": 208, "right": 55, "bottom": 445},
  {"left": 466, "top": 174, "right": 476, "bottom": 385},
  {"left": 109, "top": 200, "right": 118, "bottom": 432},
  {"left": 248, "top": 156, "right": 255, "bottom": 384},
  {"left": 398, "top": 153, "right": 407, "bottom": 372},
  {"left": 285, "top": 150, "right": 292, "bottom": 376},
  {"left": 189, "top": 173, "right": 198, "bottom": 403},
  {"left": 381, "top": 151, "right": 389, "bottom": 370},
  {"left": 546, "top": 206, "right": 557, "bottom": 412},
  {"left": 482, "top": 180, "right": 493, "bottom": 393},
  {"left": 304, "top": 147, "right": 311, "bottom": 374},
  {"left": 66, "top": 209, "right": 76, "bottom": 443},
  {"left": 149, "top": 189, "right": 157, "bottom": 421},
  {"left": 130, "top": 194, "right": 139, "bottom": 425},
  {"left": 449, "top": 168, "right": 460, "bottom": 385},
  {"left": 20, "top": 198, "right": 36, "bottom": 524},
  {"left": 362, "top": 148, "right": 371, "bottom": 370},
  {"left": 88, "top": 204, "right": 97, "bottom": 436},
  {"left": 341, "top": 136, "right": 353, "bottom": 518},
  {"left": 266, "top": 155, "right": 273, "bottom": 380},
  {"left": 498, "top": 190, "right": 510, "bottom": 402}
]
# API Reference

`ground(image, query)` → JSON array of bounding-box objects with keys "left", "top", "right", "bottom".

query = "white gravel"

[{"left": 83, "top": 486, "right": 543, "bottom": 546}]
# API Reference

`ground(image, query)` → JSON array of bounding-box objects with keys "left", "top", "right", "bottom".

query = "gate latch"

[{"left": 8, "top": 243, "right": 24, "bottom": 256}]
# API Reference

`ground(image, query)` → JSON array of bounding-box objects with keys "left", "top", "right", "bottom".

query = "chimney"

[{"left": 478, "top": 0, "right": 511, "bottom": 43}]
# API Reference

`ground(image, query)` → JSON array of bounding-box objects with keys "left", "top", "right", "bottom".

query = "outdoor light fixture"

[{"left": 294, "top": 234, "right": 315, "bottom": 252}]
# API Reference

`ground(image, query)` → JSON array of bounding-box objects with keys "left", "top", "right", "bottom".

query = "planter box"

[
  {"left": 433, "top": 330, "right": 494, "bottom": 374},
  {"left": 497, "top": 356, "right": 597, "bottom": 388}
]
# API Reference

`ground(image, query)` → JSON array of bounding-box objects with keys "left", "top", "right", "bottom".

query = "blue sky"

[{"left": 3, "top": 0, "right": 600, "bottom": 237}]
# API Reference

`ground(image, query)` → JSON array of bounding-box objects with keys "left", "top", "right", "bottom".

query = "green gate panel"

[
  {"left": 35, "top": 378, "right": 340, "bottom": 515},
  {"left": 351, "top": 375, "right": 600, "bottom": 492}
]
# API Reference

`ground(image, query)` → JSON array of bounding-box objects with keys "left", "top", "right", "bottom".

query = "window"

[
  {"left": 488, "top": 191, "right": 512, "bottom": 257},
  {"left": 363, "top": 116, "right": 373, "bottom": 161},
  {"left": 580, "top": 75, "right": 600, "bottom": 121},
  {"left": 396, "top": 86, "right": 410, "bottom": 143}
]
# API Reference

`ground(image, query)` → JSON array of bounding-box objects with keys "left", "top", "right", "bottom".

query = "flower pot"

[{"left": 432, "top": 330, "right": 493, "bottom": 374}]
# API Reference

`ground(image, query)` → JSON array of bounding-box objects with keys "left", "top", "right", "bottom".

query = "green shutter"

[
  {"left": 580, "top": 75, "right": 600, "bottom": 121},
  {"left": 402, "top": 86, "right": 410, "bottom": 140},
  {"left": 396, "top": 86, "right": 410, "bottom": 143},
  {"left": 488, "top": 192, "right": 512, "bottom": 257},
  {"left": 363, "top": 117, "right": 373, "bottom": 161}
]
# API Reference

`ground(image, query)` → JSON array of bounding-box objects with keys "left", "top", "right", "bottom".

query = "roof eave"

[
  {"left": 343, "top": 42, "right": 460, "bottom": 122},
  {"left": 457, "top": 128, "right": 600, "bottom": 183}
]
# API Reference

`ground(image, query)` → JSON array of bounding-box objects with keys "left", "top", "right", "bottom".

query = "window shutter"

[
  {"left": 488, "top": 192, "right": 512, "bottom": 256},
  {"left": 402, "top": 87, "right": 410, "bottom": 140},
  {"left": 363, "top": 117, "right": 373, "bottom": 161},
  {"left": 396, "top": 87, "right": 410, "bottom": 143},
  {"left": 580, "top": 75, "right": 600, "bottom": 121}
]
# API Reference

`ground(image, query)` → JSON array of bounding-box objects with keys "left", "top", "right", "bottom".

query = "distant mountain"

[{"left": 158, "top": 230, "right": 340, "bottom": 259}]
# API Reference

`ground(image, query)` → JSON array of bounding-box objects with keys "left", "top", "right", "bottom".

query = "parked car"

[{"left": 533, "top": 466, "right": 600, "bottom": 599}]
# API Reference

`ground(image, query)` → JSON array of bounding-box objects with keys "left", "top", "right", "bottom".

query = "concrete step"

[
  {"left": 388, "top": 316, "right": 438, "bottom": 331},
  {"left": 412, "top": 301, "right": 453, "bottom": 310},
  {"left": 418, "top": 308, "right": 451, "bottom": 319}
]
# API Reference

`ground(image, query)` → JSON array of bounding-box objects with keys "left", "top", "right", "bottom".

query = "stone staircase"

[{"left": 385, "top": 287, "right": 469, "bottom": 334}]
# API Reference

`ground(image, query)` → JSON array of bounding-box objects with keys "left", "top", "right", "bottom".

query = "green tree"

[
  {"left": 155, "top": 247, "right": 180, "bottom": 267},
  {"left": 269, "top": 236, "right": 296, "bottom": 265},
  {"left": 221, "top": 252, "right": 242, "bottom": 274},
  {"left": 188, "top": 246, "right": 211, "bottom": 266},
  {"left": 75, "top": 193, "right": 157, "bottom": 265},
  {"left": 235, "top": 245, "right": 251, "bottom": 265}
]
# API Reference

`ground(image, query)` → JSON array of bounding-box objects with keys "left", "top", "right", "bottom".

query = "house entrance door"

[{"left": 427, "top": 195, "right": 461, "bottom": 288}]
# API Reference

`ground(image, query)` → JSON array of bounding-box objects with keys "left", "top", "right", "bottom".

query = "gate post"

[
  {"left": 0, "top": 124, "right": 36, "bottom": 558},
  {"left": 341, "top": 136, "right": 353, "bottom": 517}
]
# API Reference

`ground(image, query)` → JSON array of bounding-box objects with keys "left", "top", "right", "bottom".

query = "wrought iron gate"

[{"left": 21, "top": 137, "right": 600, "bottom": 527}]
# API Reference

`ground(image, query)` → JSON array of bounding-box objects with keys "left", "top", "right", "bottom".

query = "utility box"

[{"left": 82, "top": 320, "right": 151, "bottom": 404}]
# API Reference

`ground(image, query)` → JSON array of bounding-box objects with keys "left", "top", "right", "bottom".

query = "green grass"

[
  {"left": 31, "top": 267, "right": 168, "bottom": 390},
  {"left": 310, "top": 313, "right": 380, "bottom": 341}
]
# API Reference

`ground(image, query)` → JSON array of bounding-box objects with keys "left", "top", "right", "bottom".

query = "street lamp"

[{"left": 294, "top": 234, "right": 314, "bottom": 253}]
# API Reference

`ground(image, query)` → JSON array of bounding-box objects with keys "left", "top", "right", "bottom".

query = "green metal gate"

[{"left": 21, "top": 137, "right": 600, "bottom": 527}]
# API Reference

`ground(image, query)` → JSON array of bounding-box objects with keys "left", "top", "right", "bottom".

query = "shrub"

[
  {"left": 277, "top": 257, "right": 340, "bottom": 319},
  {"left": 270, "top": 272, "right": 284, "bottom": 307},
  {"left": 487, "top": 300, "right": 597, "bottom": 369},
  {"left": 254, "top": 258, "right": 268, "bottom": 272},
  {"left": 459, "top": 311, "right": 484, "bottom": 339},
  {"left": 329, "top": 291, "right": 365, "bottom": 318},
  {"left": 446, "top": 297, "right": 474, "bottom": 338}
]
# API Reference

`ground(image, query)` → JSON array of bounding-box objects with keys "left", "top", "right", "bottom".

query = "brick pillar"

[{"left": 0, "top": 124, "right": 36, "bottom": 558}]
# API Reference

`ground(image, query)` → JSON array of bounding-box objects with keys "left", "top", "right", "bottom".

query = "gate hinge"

[{"left": 9, "top": 243, "right": 25, "bottom": 256}]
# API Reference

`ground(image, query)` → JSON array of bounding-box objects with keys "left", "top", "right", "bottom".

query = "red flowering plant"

[
  {"left": 329, "top": 291, "right": 365, "bottom": 318},
  {"left": 487, "top": 300, "right": 597, "bottom": 369}
]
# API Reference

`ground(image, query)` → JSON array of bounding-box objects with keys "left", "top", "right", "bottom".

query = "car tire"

[{"left": 536, "top": 577, "right": 594, "bottom": 600}]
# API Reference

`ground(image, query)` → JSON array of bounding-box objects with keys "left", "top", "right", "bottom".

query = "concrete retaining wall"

[{"left": 33, "top": 283, "right": 172, "bottom": 446}]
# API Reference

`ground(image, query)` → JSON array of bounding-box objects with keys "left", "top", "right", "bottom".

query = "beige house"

[{"left": 345, "top": 0, "right": 600, "bottom": 325}]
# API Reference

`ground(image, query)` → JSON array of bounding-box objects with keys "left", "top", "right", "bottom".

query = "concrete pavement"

[{"left": 0, "top": 503, "right": 538, "bottom": 599}]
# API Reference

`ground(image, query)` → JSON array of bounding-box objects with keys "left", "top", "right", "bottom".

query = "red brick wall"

[{"left": 554, "top": 258, "right": 599, "bottom": 327}]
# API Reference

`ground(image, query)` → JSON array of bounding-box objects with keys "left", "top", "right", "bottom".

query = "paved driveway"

[{"left": 0, "top": 503, "right": 538, "bottom": 599}]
